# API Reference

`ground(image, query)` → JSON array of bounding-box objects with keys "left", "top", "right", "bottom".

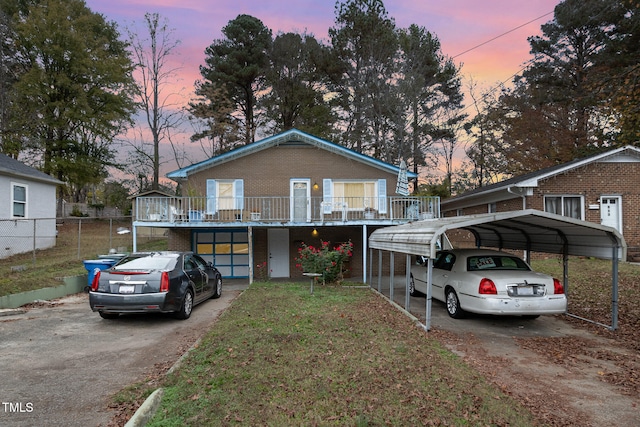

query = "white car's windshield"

[{"left": 467, "top": 255, "right": 530, "bottom": 271}]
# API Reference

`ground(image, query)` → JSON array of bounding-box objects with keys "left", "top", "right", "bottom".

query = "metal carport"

[{"left": 368, "top": 209, "right": 626, "bottom": 331}]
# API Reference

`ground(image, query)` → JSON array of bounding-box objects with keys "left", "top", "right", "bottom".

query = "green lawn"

[{"left": 143, "top": 282, "right": 540, "bottom": 426}]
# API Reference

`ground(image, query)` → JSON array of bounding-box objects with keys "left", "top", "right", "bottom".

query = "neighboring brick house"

[
  {"left": 132, "top": 129, "right": 439, "bottom": 280},
  {"left": 441, "top": 145, "right": 640, "bottom": 260}
]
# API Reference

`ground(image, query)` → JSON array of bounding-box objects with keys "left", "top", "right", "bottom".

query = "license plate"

[
  {"left": 518, "top": 286, "right": 534, "bottom": 295},
  {"left": 119, "top": 285, "right": 135, "bottom": 294}
]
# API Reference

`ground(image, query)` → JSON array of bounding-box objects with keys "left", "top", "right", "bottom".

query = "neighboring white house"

[{"left": 0, "top": 154, "right": 62, "bottom": 259}]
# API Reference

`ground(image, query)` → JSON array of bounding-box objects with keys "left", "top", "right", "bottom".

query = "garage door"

[{"left": 193, "top": 228, "right": 249, "bottom": 278}]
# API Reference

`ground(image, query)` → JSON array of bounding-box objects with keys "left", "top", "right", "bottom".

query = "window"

[
  {"left": 12, "top": 184, "right": 27, "bottom": 218},
  {"left": 488, "top": 202, "right": 497, "bottom": 213},
  {"left": 218, "top": 181, "right": 234, "bottom": 210},
  {"left": 333, "top": 181, "right": 376, "bottom": 210},
  {"left": 206, "top": 179, "right": 244, "bottom": 213},
  {"left": 544, "top": 195, "right": 583, "bottom": 219}
]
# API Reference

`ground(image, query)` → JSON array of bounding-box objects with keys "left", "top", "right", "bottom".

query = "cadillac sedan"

[
  {"left": 410, "top": 249, "right": 567, "bottom": 319},
  {"left": 89, "top": 251, "right": 222, "bottom": 320}
]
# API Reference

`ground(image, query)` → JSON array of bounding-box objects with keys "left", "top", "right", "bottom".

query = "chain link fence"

[
  {"left": 0, "top": 217, "right": 168, "bottom": 266},
  {"left": 0, "top": 217, "right": 170, "bottom": 298}
]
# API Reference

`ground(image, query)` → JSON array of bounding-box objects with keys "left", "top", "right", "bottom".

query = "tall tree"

[
  {"left": 193, "top": 14, "right": 272, "bottom": 145},
  {"left": 128, "top": 12, "right": 184, "bottom": 191},
  {"left": 463, "top": 80, "right": 509, "bottom": 188},
  {"left": 471, "top": 0, "right": 635, "bottom": 175},
  {"left": 397, "top": 24, "right": 464, "bottom": 190},
  {"left": 6, "top": 0, "right": 135, "bottom": 212},
  {"left": 464, "top": 0, "right": 640, "bottom": 175},
  {"left": 329, "top": 0, "right": 398, "bottom": 153},
  {"left": 590, "top": 0, "right": 640, "bottom": 145},
  {"left": 261, "top": 31, "right": 335, "bottom": 138},
  {"left": 0, "top": 7, "right": 25, "bottom": 156}
]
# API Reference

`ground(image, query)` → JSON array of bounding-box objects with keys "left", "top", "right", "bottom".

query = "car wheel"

[
  {"left": 409, "top": 274, "right": 416, "bottom": 296},
  {"left": 99, "top": 311, "right": 119, "bottom": 320},
  {"left": 211, "top": 275, "right": 222, "bottom": 299},
  {"left": 445, "top": 288, "right": 465, "bottom": 319},
  {"left": 175, "top": 289, "right": 193, "bottom": 320}
]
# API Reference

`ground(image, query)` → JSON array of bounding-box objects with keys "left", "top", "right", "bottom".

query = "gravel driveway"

[{"left": 0, "top": 281, "right": 246, "bottom": 427}]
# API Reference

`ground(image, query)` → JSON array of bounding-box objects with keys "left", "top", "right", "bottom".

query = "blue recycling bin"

[{"left": 83, "top": 259, "right": 118, "bottom": 289}]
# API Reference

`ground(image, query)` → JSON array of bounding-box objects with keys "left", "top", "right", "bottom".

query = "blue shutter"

[
  {"left": 206, "top": 180, "right": 217, "bottom": 214},
  {"left": 377, "top": 179, "right": 387, "bottom": 214},
  {"left": 322, "top": 179, "right": 332, "bottom": 213},
  {"left": 234, "top": 179, "right": 244, "bottom": 210}
]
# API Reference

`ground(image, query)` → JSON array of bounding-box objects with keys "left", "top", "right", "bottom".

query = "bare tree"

[{"left": 128, "top": 12, "right": 185, "bottom": 191}]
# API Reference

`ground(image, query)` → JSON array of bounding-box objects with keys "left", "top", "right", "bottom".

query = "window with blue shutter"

[
  {"left": 206, "top": 180, "right": 217, "bottom": 214},
  {"left": 322, "top": 178, "right": 332, "bottom": 213},
  {"left": 377, "top": 179, "right": 387, "bottom": 214}
]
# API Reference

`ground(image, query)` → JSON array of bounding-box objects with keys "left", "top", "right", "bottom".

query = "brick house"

[
  {"left": 132, "top": 129, "right": 439, "bottom": 281},
  {"left": 441, "top": 145, "right": 640, "bottom": 260}
]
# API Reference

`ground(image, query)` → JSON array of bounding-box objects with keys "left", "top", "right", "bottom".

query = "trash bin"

[{"left": 83, "top": 259, "right": 118, "bottom": 290}]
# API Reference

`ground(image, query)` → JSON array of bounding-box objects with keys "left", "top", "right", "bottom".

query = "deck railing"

[{"left": 135, "top": 196, "right": 439, "bottom": 224}]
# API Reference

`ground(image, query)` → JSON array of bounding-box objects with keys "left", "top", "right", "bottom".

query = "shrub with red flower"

[{"left": 295, "top": 240, "right": 353, "bottom": 283}]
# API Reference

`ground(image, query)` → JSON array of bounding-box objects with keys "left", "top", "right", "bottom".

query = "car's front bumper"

[{"left": 89, "top": 291, "right": 176, "bottom": 314}]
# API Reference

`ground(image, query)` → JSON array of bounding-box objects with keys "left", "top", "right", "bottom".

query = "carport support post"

[
  {"left": 405, "top": 254, "right": 411, "bottom": 311},
  {"left": 389, "top": 252, "right": 394, "bottom": 301},
  {"left": 377, "top": 250, "right": 383, "bottom": 293},
  {"left": 612, "top": 246, "right": 619, "bottom": 330},
  {"left": 368, "top": 247, "right": 373, "bottom": 287},
  {"left": 425, "top": 257, "right": 433, "bottom": 331}
]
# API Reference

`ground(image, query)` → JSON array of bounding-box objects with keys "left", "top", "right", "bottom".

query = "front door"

[
  {"left": 600, "top": 196, "right": 622, "bottom": 233},
  {"left": 291, "top": 179, "right": 310, "bottom": 222},
  {"left": 268, "top": 228, "right": 290, "bottom": 278}
]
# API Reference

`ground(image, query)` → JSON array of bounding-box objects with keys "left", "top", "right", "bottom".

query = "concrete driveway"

[{"left": 0, "top": 281, "right": 247, "bottom": 427}]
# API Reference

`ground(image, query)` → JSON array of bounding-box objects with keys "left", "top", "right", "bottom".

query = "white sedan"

[{"left": 410, "top": 249, "right": 567, "bottom": 319}]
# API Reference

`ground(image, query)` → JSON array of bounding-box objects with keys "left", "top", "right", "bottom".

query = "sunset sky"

[{"left": 83, "top": 0, "right": 561, "bottom": 179}]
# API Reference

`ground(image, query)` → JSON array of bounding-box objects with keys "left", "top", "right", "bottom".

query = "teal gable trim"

[{"left": 167, "top": 129, "right": 418, "bottom": 181}]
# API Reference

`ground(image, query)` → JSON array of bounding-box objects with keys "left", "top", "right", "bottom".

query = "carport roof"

[{"left": 369, "top": 209, "right": 626, "bottom": 260}]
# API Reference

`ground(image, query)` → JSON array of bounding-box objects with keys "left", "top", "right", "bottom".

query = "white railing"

[{"left": 135, "top": 196, "right": 439, "bottom": 224}]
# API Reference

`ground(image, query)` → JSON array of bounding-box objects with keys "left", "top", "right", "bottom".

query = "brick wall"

[{"left": 187, "top": 144, "right": 400, "bottom": 197}]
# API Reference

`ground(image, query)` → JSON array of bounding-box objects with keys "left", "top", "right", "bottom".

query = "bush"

[{"left": 295, "top": 240, "right": 353, "bottom": 283}]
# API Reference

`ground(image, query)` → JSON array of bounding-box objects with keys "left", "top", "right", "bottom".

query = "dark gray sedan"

[{"left": 89, "top": 251, "right": 222, "bottom": 320}]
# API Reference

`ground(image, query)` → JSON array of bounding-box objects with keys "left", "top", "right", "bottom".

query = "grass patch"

[
  {"left": 0, "top": 220, "right": 167, "bottom": 297},
  {"left": 147, "top": 283, "right": 539, "bottom": 426},
  {"left": 531, "top": 256, "right": 640, "bottom": 351}
]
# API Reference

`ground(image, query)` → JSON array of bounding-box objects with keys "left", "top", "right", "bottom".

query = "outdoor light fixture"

[
  {"left": 117, "top": 227, "right": 131, "bottom": 235},
  {"left": 311, "top": 228, "right": 319, "bottom": 237},
  {"left": 313, "top": 182, "right": 319, "bottom": 190}
]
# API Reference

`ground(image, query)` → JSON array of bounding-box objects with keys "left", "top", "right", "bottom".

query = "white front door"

[
  {"left": 268, "top": 228, "right": 290, "bottom": 278},
  {"left": 291, "top": 179, "right": 310, "bottom": 222},
  {"left": 600, "top": 196, "right": 622, "bottom": 233}
]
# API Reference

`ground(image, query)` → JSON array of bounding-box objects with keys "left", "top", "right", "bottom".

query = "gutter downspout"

[{"left": 507, "top": 186, "right": 526, "bottom": 209}]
